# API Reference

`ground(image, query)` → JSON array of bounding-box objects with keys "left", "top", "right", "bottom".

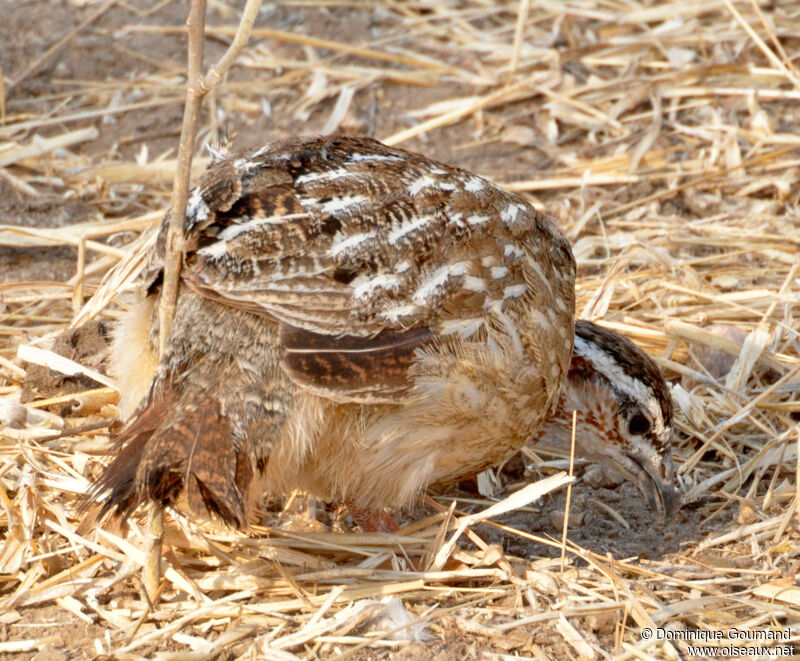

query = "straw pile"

[{"left": 1, "top": 1, "right": 798, "bottom": 658}]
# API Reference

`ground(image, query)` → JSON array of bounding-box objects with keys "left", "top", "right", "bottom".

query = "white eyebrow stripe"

[{"left": 573, "top": 335, "right": 654, "bottom": 406}]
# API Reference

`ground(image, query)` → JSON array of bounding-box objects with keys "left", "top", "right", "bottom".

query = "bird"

[
  {"left": 531, "top": 319, "right": 674, "bottom": 516},
  {"left": 90, "top": 135, "right": 674, "bottom": 532}
]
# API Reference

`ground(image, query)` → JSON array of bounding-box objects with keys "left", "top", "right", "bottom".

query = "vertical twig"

[
  {"left": 72, "top": 236, "right": 86, "bottom": 319},
  {"left": 560, "top": 410, "right": 577, "bottom": 573},
  {"left": 158, "top": 0, "right": 264, "bottom": 355},
  {"left": 148, "top": 0, "right": 206, "bottom": 606},
  {"left": 148, "top": 0, "right": 264, "bottom": 603},
  {"left": 142, "top": 505, "right": 164, "bottom": 604},
  {"left": 158, "top": 0, "right": 208, "bottom": 358}
]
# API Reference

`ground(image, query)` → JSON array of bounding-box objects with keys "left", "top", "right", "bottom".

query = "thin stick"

[
  {"left": 71, "top": 237, "right": 86, "bottom": 320},
  {"left": 158, "top": 0, "right": 263, "bottom": 355},
  {"left": 145, "top": 0, "right": 207, "bottom": 606},
  {"left": 142, "top": 506, "right": 164, "bottom": 608},
  {"left": 0, "top": 127, "right": 99, "bottom": 168},
  {"left": 150, "top": 0, "right": 263, "bottom": 603},
  {"left": 202, "top": 0, "right": 265, "bottom": 92},
  {"left": 158, "top": 0, "right": 208, "bottom": 358},
  {"left": 560, "top": 410, "right": 577, "bottom": 573}
]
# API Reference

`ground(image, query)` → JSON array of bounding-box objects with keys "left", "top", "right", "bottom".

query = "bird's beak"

[
  {"left": 628, "top": 452, "right": 675, "bottom": 521},
  {"left": 596, "top": 449, "right": 676, "bottom": 521}
]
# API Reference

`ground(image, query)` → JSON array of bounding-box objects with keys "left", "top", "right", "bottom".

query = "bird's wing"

[{"left": 175, "top": 136, "right": 572, "bottom": 402}]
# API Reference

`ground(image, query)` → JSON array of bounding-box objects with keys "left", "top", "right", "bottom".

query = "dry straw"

[{"left": 1, "top": 0, "right": 799, "bottom": 658}]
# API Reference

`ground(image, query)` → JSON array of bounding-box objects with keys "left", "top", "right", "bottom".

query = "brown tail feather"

[{"left": 89, "top": 393, "right": 254, "bottom": 528}]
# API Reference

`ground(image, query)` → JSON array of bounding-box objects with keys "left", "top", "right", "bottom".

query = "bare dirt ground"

[{"left": 1, "top": 1, "right": 799, "bottom": 659}]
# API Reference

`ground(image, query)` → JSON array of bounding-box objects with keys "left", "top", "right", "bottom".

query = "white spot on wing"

[
  {"left": 503, "top": 284, "right": 527, "bottom": 299},
  {"left": 490, "top": 266, "right": 509, "bottom": 279},
  {"left": 353, "top": 273, "right": 401, "bottom": 299},
  {"left": 197, "top": 240, "right": 229, "bottom": 260},
  {"left": 462, "top": 276, "right": 486, "bottom": 292},
  {"left": 388, "top": 214, "right": 434, "bottom": 245},
  {"left": 295, "top": 167, "right": 357, "bottom": 185},
  {"left": 348, "top": 153, "right": 403, "bottom": 163},
  {"left": 467, "top": 214, "right": 489, "bottom": 226},
  {"left": 413, "top": 261, "right": 469, "bottom": 304},
  {"left": 448, "top": 212, "right": 464, "bottom": 228},
  {"left": 319, "top": 195, "right": 368, "bottom": 215},
  {"left": 504, "top": 243, "right": 525, "bottom": 259},
  {"left": 219, "top": 212, "right": 308, "bottom": 241},
  {"left": 439, "top": 317, "right": 484, "bottom": 338},
  {"left": 187, "top": 190, "right": 209, "bottom": 224},
  {"left": 526, "top": 309, "right": 551, "bottom": 329},
  {"left": 465, "top": 177, "right": 485, "bottom": 193},
  {"left": 500, "top": 202, "right": 524, "bottom": 224},
  {"left": 328, "top": 230, "right": 375, "bottom": 257},
  {"left": 408, "top": 175, "right": 436, "bottom": 196},
  {"left": 380, "top": 304, "right": 418, "bottom": 322}
]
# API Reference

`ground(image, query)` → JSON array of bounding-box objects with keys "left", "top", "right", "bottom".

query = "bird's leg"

[{"left": 346, "top": 501, "right": 399, "bottom": 533}]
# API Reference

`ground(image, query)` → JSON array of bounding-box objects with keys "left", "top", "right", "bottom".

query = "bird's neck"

[{"left": 531, "top": 373, "right": 616, "bottom": 461}]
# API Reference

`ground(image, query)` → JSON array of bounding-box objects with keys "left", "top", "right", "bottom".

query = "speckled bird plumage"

[{"left": 92, "top": 135, "right": 674, "bottom": 529}]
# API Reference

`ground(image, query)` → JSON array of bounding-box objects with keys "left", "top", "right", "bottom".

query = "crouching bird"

[{"left": 90, "top": 135, "right": 674, "bottom": 532}]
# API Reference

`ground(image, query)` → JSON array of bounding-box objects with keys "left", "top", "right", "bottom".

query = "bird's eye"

[{"left": 628, "top": 412, "right": 651, "bottom": 436}]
